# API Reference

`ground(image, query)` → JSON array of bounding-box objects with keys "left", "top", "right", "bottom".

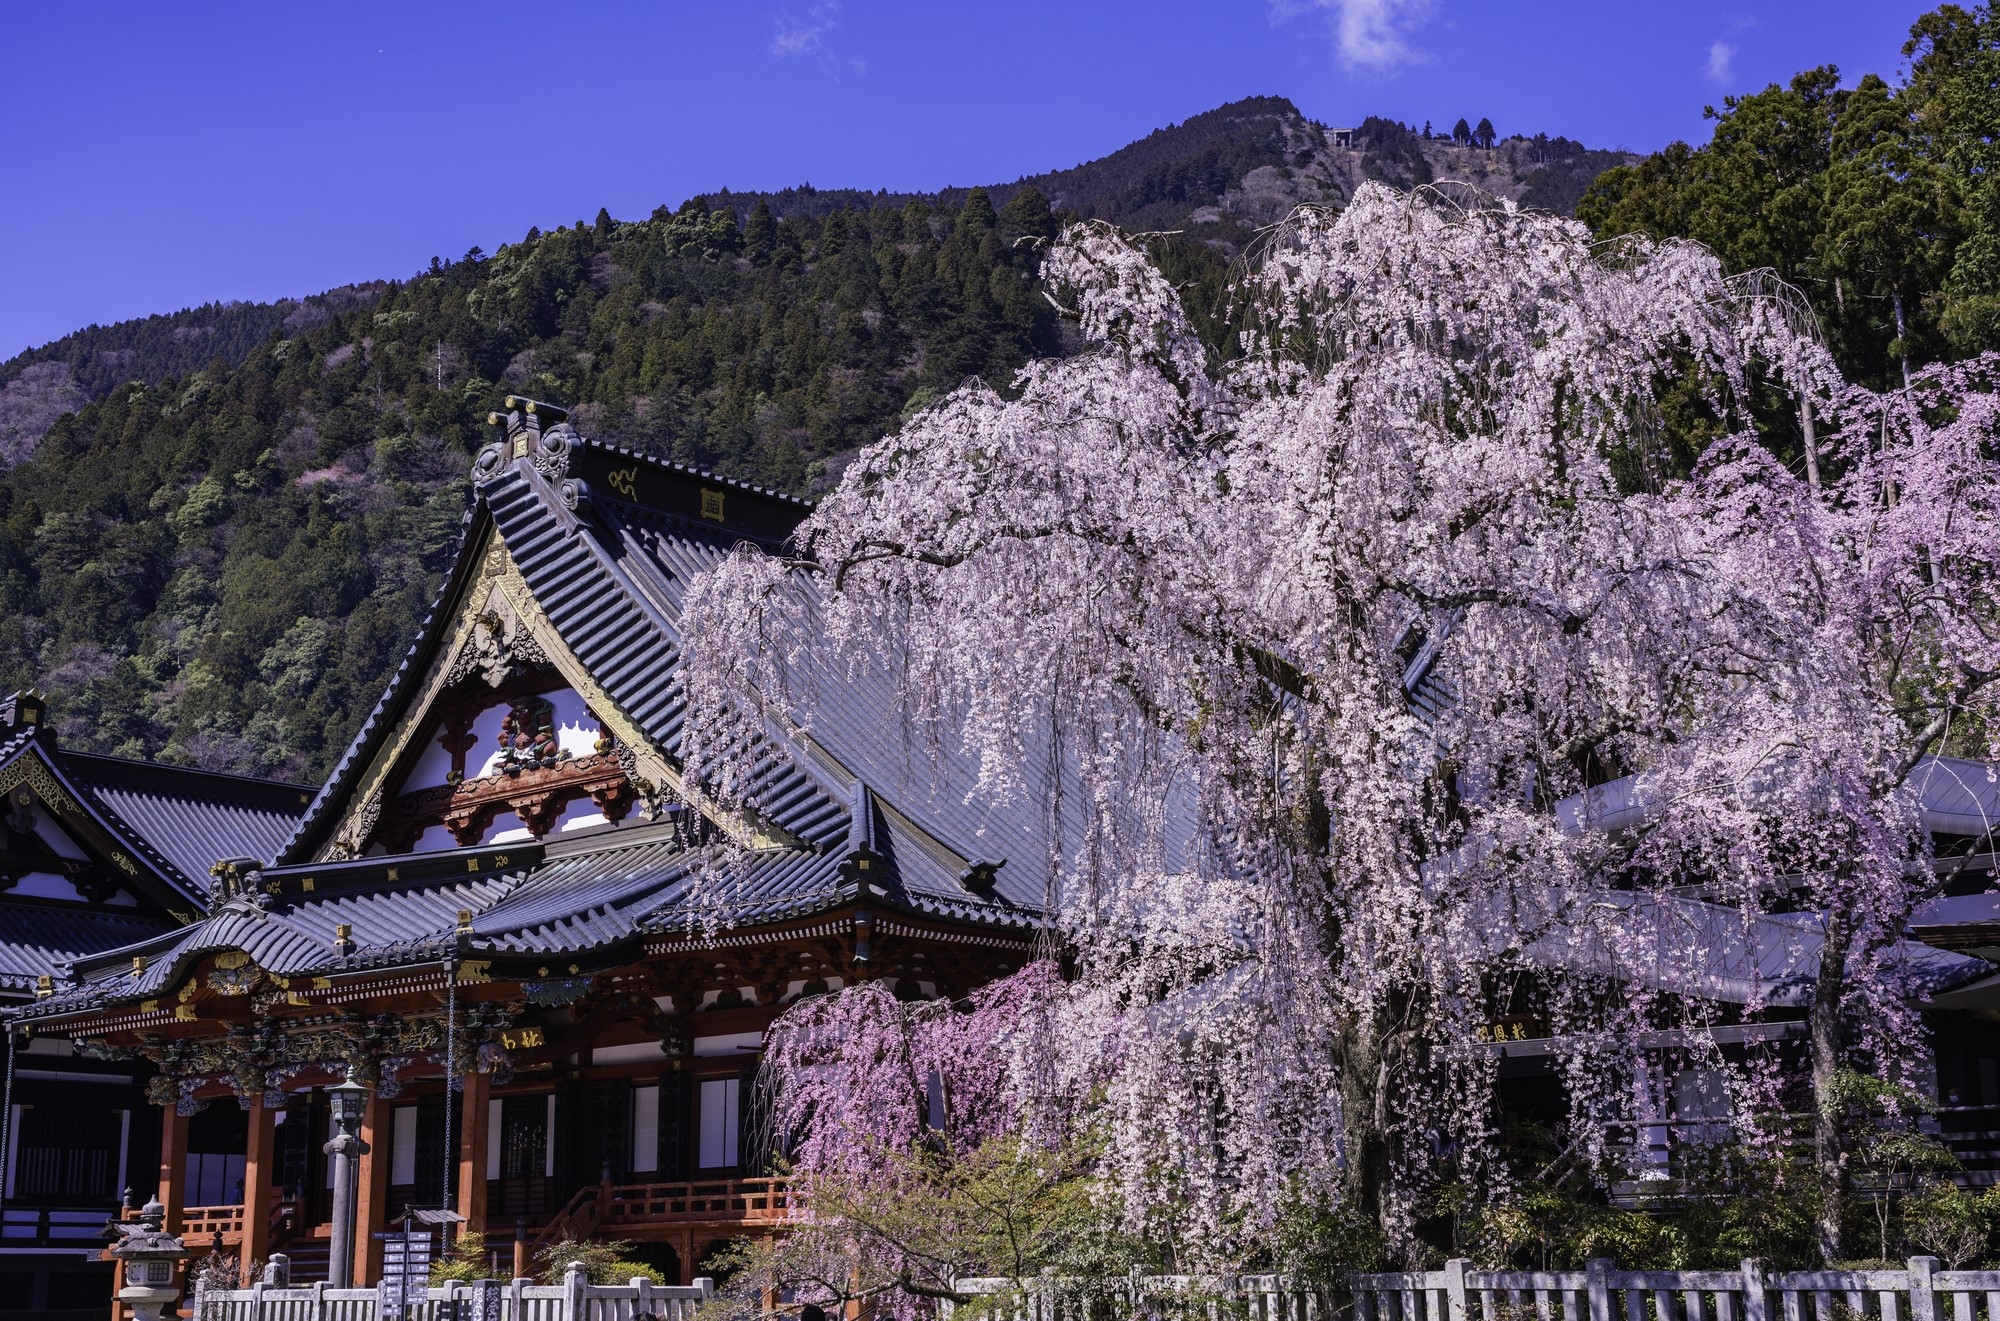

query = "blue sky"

[{"left": 0, "top": 1, "right": 1925, "bottom": 359}]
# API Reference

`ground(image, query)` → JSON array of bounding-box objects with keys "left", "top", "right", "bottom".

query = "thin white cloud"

[
  {"left": 1275, "top": 0, "right": 1436, "bottom": 73},
  {"left": 1705, "top": 39, "right": 1736, "bottom": 84},
  {"left": 772, "top": 2, "right": 838, "bottom": 58}
]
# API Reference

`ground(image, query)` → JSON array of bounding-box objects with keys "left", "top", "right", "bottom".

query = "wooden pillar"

[
  {"left": 457, "top": 1070, "right": 491, "bottom": 1240},
  {"left": 239, "top": 1095, "right": 277, "bottom": 1275},
  {"left": 354, "top": 1095, "right": 392, "bottom": 1286},
  {"left": 156, "top": 1105, "right": 189, "bottom": 1235}
]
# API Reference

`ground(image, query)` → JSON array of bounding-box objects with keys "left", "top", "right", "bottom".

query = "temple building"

[{"left": 4, "top": 401, "right": 1045, "bottom": 1295}]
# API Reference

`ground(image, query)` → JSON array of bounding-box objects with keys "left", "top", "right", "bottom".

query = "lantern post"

[{"left": 325, "top": 1066, "right": 372, "bottom": 1288}]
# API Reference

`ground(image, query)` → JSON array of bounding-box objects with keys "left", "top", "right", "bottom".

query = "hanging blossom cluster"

[
  {"left": 757, "top": 964, "right": 1059, "bottom": 1185},
  {"left": 682, "top": 184, "right": 2000, "bottom": 1260}
]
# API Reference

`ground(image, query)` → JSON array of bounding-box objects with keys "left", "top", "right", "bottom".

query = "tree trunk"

[
  {"left": 1893, "top": 290, "right": 1912, "bottom": 389},
  {"left": 1801, "top": 396, "right": 1821, "bottom": 489},
  {"left": 1338, "top": 1009, "right": 1394, "bottom": 1251},
  {"left": 1811, "top": 907, "right": 1852, "bottom": 1264}
]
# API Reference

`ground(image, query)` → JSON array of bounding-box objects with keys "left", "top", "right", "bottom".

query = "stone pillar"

[
  {"left": 240, "top": 1096, "right": 277, "bottom": 1275},
  {"left": 156, "top": 1106, "right": 189, "bottom": 1235},
  {"left": 457, "top": 1070, "right": 491, "bottom": 1239},
  {"left": 354, "top": 1095, "right": 392, "bottom": 1285}
]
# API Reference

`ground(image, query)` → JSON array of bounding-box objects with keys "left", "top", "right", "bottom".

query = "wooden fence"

[{"left": 188, "top": 1261, "right": 715, "bottom": 1321}]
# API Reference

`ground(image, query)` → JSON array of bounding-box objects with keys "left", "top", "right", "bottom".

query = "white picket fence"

[
  {"left": 949, "top": 1259, "right": 2000, "bottom": 1321},
  {"left": 189, "top": 1262, "right": 715, "bottom": 1321}
]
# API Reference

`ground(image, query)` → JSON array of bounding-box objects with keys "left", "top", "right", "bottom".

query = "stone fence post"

[
  {"left": 1910, "top": 1256, "right": 1941, "bottom": 1321},
  {"left": 1444, "top": 1259, "right": 1470, "bottom": 1321},
  {"left": 1741, "top": 1258, "right": 1768, "bottom": 1321},
  {"left": 1585, "top": 1258, "right": 1614, "bottom": 1321}
]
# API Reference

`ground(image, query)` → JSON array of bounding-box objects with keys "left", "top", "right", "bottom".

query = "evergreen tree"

[
  {"left": 1903, "top": 3, "right": 2000, "bottom": 351},
  {"left": 1474, "top": 117, "right": 1496, "bottom": 149},
  {"left": 1452, "top": 117, "right": 1472, "bottom": 145},
  {"left": 745, "top": 198, "right": 778, "bottom": 264},
  {"left": 999, "top": 185, "right": 1058, "bottom": 240},
  {"left": 1819, "top": 72, "right": 1957, "bottom": 384},
  {"left": 957, "top": 188, "right": 998, "bottom": 233}
]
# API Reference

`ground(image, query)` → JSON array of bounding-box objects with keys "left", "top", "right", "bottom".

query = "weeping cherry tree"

[{"left": 682, "top": 183, "right": 2000, "bottom": 1265}]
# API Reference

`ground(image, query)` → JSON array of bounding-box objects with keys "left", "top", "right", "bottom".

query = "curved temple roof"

[
  {"left": 0, "top": 723, "right": 308, "bottom": 994},
  {"left": 20, "top": 416, "right": 1057, "bottom": 1020}
]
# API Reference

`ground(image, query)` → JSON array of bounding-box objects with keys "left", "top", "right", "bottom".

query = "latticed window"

[
  {"left": 15, "top": 1105, "right": 119, "bottom": 1202},
  {"left": 498, "top": 1094, "right": 549, "bottom": 1181}
]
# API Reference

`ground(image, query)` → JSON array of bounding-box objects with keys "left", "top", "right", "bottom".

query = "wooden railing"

[
  {"left": 173, "top": 1195, "right": 298, "bottom": 1249},
  {"left": 182, "top": 1203, "right": 247, "bottom": 1243},
  {"left": 531, "top": 1176, "right": 790, "bottom": 1249},
  {"left": 601, "top": 1176, "right": 791, "bottom": 1229}
]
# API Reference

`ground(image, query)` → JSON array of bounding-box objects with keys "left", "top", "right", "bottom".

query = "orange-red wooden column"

[
  {"left": 239, "top": 1096, "right": 277, "bottom": 1275},
  {"left": 156, "top": 1106, "right": 189, "bottom": 1234},
  {"left": 457, "top": 1071, "right": 491, "bottom": 1241},
  {"left": 354, "top": 1095, "right": 392, "bottom": 1286}
]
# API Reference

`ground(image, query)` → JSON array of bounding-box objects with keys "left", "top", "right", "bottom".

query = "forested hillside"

[
  {"left": 1579, "top": 5, "right": 2000, "bottom": 395},
  {"left": 0, "top": 96, "right": 1633, "bottom": 780}
]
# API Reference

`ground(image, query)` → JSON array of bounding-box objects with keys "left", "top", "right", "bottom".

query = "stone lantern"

[{"left": 107, "top": 1198, "right": 188, "bottom": 1321}]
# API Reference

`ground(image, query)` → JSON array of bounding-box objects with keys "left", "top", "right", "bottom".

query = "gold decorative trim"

[{"left": 0, "top": 755, "right": 79, "bottom": 817}]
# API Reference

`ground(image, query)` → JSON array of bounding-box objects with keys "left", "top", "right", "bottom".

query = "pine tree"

[
  {"left": 957, "top": 188, "right": 998, "bottom": 233},
  {"left": 1475, "top": 117, "right": 1496, "bottom": 149},
  {"left": 1452, "top": 117, "right": 1472, "bottom": 145},
  {"left": 745, "top": 199, "right": 778, "bottom": 265},
  {"left": 999, "top": 186, "right": 1057, "bottom": 240}
]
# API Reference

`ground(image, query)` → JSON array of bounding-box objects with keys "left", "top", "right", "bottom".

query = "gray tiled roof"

[
  {"left": 63, "top": 751, "right": 310, "bottom": 884},
  {"left": 0, "top": 905, "right": 178, "bottom": 993}
]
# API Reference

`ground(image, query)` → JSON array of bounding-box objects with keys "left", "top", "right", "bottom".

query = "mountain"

[{"left": 0, "top": 98, "right": 1634, "bottom": 779}]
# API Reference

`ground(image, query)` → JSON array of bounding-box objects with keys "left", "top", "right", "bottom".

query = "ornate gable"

[
  {"left": 0, "top": 730, "right": 202, "bottom": 924},
  {"left": 315, "top": 531, "right": 664, "bottom": 860},
  {"left": 290, "top": 398, "right": 824, "bottom": 865}
]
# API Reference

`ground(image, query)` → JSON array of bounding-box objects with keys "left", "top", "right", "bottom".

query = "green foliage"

[
  {"left": 0, "top": 194, "right": 1064, "bottom": 779},
  {"left": 1269, "top": 1188, "right": 1387, "bottom": 1284},
  {"left": 533, "top": 1234, "right": 666, "bottom": 1285},
  {"left": 1577, "top": 4, "right": 2000, "bottom": 393},
  {"left": 1902, "top": 1179, "right": 2000, "bottom": 1268},
  {"left": 430, "top": 1231, "right": 492, "bottom": 1285},
  {"left": 1404, "top": 1114, "right": 1824, "bottom": 1273},
  {"left": 705, "top": 1133, "right": 1154, "bottom": 1321}
]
